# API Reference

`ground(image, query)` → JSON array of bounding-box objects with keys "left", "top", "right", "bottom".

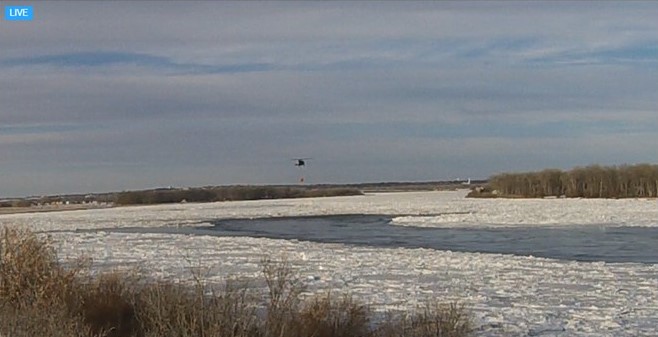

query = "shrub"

[
  {"left": 0, "top": 302, "right": 97, "bottom": 337},
  {"left": 0, "top": 228, "right": 473, "bottom": 337},
  {"left": 114, "top": 186, "right": 363, "bottom": 205},
  {"left": 0, "top": 228, "right": 83, "bottom": 307},
  {"left": 295, "top": 293, "right": 371, "bottom": 337}
]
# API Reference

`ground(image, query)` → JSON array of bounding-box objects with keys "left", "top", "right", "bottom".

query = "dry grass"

[
  {"left": 0, "top": 227, "right": 83, "bottom": 307},
  {"left": 0, "top": 302, "right": 98, "bottom": 337},
  {"left": 0, "top": 227, "right": 474, "bottom": 337},
  {"left": 376, "top": 302, "right": 473, "bottom": 337},
  {"left": 294, "top": 293, "right": 371, "bottom": 337}
]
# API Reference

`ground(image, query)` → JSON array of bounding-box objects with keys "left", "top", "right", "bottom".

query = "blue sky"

[{"left": 1, "top": 1, "right": 657, "bottom": 197}]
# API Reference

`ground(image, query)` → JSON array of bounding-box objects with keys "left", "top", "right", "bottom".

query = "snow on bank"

[
  {"left": 1, "top": 191, "right": 658, "bottom": 336},
  {"left": 48, "top": 231, "right": 658, "bottom": 336},
  {"left": 1, "top": 191, "right": 657, "bottom": 232}
]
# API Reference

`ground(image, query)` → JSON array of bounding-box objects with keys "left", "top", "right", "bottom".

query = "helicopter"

[
  {"left": 292, "top": 158, "right": 312, "bottom": 167},
  {"left": 292, "top": 158, "right": 312, "bottom": 184}
]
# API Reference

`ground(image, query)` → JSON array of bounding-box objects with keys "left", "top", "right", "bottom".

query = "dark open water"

[{"left": 102, "top": 214, "right": 658, "bottom": 264}]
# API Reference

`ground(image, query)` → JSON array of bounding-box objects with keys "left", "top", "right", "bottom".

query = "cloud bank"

[{"left": 1, "top": 1, "right": 657, "bottom": 196}]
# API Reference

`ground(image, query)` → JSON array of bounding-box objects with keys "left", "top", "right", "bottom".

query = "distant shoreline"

[
  {"left": 0, "top": 180, "right": 486, "bottom": 214},
  {"left": 467, "top": 164, "right": 658, "bottom": 199},
  {"left": 0, "top": 204, "right": 112, "bottom": 215}
]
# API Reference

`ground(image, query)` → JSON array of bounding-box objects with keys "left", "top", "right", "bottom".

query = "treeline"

[
  {"left": 115, "top": 186, "right": 363, "bottom": 205},
  {"left": 481, "top": 164, "right": 658, "bottom": 198}
]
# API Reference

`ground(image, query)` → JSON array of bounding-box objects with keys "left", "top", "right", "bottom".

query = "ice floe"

[{"left": 1, "top": 191, "right": 657, "bottom": 336}]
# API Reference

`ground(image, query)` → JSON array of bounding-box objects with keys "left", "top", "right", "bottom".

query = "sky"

[{"left": 1, "top": 1, "right": 657, "bottom": 197}]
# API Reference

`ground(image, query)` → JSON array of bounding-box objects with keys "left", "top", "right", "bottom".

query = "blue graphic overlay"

[{"left": 5, "top": 6, "right": 33, "bottom": 21}]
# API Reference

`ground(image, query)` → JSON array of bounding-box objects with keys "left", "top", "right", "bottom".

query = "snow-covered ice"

[{"left": 1, "top": 191, "right": 657, "bottom": 336}]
